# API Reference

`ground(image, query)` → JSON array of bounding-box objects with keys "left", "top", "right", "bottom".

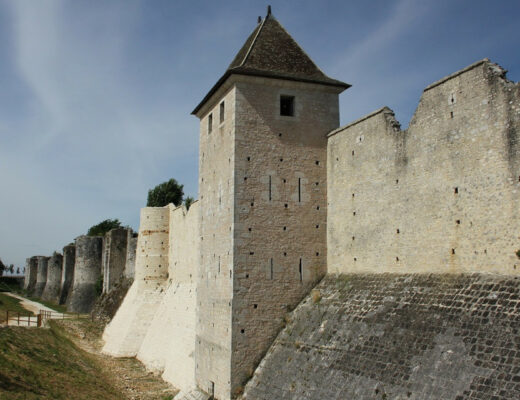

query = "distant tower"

[{"left": 192, "top": 8, "right": 349, "bottom": 399}]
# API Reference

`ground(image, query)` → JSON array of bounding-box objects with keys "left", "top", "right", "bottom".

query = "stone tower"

[{"left": 192, "top": 8, "right": 349, "bottom": 398}]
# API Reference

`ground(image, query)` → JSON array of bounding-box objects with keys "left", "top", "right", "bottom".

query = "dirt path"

[
  {"left": 55, "top": 319, "right": 179, "bottom": 400},
  {"left": 4, "top": 292, "right": 56, "bottom": 314}
]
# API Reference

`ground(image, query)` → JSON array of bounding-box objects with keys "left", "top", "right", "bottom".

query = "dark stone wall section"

[{"left": 243, "top": 274, "right": 520, "bottom": 400}]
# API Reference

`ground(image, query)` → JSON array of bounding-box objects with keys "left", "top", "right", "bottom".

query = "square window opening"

[{"left": 280, "top": 95, "right": 295, "bottom": 116}]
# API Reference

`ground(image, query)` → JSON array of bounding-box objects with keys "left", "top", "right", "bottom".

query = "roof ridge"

[{"left": 239, "top": 16, "right": 267, "bottom": 67}]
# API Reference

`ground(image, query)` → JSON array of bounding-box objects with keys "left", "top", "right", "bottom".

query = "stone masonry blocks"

[
  {"left": 41, "top": 252, "right": 63, "bottom": 303},
  {"left": 33, "top": 256, "right": 49, "bottom": 298},
  {"left": 59, "top": 244, "right": 75, "bottom": 305},
  {"left": 67, "top": 235, "right": 103, "bottom": 313},
  {"left": 24, "top": 256, "right": 38, "bottom": 293}
]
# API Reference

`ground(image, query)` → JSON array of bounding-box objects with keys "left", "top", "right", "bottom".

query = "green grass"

[
  {"left": 0, "top": 293, "right": 34, "bottom": 323},
  {"left": 0, "top": 321, "right": 123, "bottom": 400}
]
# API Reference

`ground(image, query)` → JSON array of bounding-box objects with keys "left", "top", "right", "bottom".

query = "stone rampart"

[
  {"left": 41, "top": 252, "right": 63, "bottom": 303},
  {"left": 32, "top": 256, "right": 49, "bottom": 297},
  {"left": 24, "top": 256, "right": 38, "bottom": 292},
  {"left": 137, "top": 202, "right": 199, "bottom": 391},
  {"left": 243, "top": 273, "right": 520, "bottom": 399},
  {"left": 67, "top": 235, "right": 102, "bottom": 313},
  {"left": 102, "top": 228, "right": 129, "bottom": 294},
  {"left": 102, "top": 206, "right": 169, "bottom": 357},
  {"left": 59, "top": 244, "right": 75, "bottom": 305},
  {"left": 327, "top": 59, "right": 520, "bottom": 275},
  {"left": 125, "top": 230, "right": 138, "bottom": 279}
]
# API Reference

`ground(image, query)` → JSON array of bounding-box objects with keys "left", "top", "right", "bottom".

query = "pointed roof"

[{"left": 192, "top": 8, "right": 350, "bottom": 115}]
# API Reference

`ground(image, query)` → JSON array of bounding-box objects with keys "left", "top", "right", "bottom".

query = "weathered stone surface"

[
  {"left": 102, "top": 228, "right": 129, "bottom": 294},
  {"left": 41, "top": 252, "right": 63, "bottom": 303},
  {"left": 59, "top": 244, "right": 75, "bottom": 305},
  {"left": 24, "top": 256, "right": 38, "bottom": 293},
  {"left": 102, "top": 207, "right": 169, "bottom": 356},
  {"left": 138, "top": 202, "right": 199, "bottom": 391},
  {"left": 243, "top": 273, "right": 520, "bottom": 400},
  {"left": 32, "top": 256, "right": 49, "bottom": 298},
  {"left": 327, "top": 59, "right": 520, "bottom": 276},
  {"left": 125, "top": 230, "right": 138, "bottom": 279},
  {"left": 67, "top": 235, "right": 102, "bottom": 313}
]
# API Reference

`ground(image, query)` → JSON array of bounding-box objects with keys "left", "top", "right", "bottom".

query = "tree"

[
  {"left": 87, "top": 219, "right": 122, "bottom": 236},
  {"left": 147, "top": 178, "right": 184, "bottom": 207},
  {"left": 184, "top": 196, "right": 195, "bottom": 210},
  {"left": 0, "top": 258, "right": 5, "bottom": 277},
  {"left": 8, "top": 264, "right": 14, "bottom": 274}
]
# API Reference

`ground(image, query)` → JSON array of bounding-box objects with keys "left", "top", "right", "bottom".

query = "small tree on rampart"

[{"left": 147, "top": 178, "right": 184, "bottom": 207}]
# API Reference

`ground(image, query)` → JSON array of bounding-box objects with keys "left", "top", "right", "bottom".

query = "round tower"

[
  {"left": 59, "top": 244, "right": 76, "bottom": 305},
  {"left": 33, "top": 256, "right": 49, "bottom": 297},
  {"left": 42, "top": 252, "right": 63, "bottom": 303},
  {"left": 67, "top": 235, "right": 103, "bottom": 313}
]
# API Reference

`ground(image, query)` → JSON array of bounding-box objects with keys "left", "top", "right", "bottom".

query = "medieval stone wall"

[
  {"left": 102, "top": 228, "right": 129, "bottom": 294},
  {"left": 102, "top": 206, "right": 169, "bottom": 357},
  {"left": 42, "top": 252, "right": 63, "bottom": 303},
  {"left": 67, "top": 235, "right": 102, "bottom": 313},
  {"left": 24, "top": 256, "right": 38, "bottom": 293},
  {"left": 33, "top": 256, "right": 49, "bottom": 297},
  {"left": 59, "top": 244, "right": 75, "bottom": 305},
  {"left": 195, "top": 85, "right": 236, "bottom": 400},
  {"left": 327, "top": 59, "right": 520, "bottom": 276},
  {"left": 137, "top": 202, "right": 200, "bottom": 391},
  {"left": 230, "top": 76, "right": 339, "bottom": 393},
  {"left": 125, "top": 230, "right": 138, "bottom": 279},
  {"left": 243, "top": 273, "right": 520, "bottom": 400}
]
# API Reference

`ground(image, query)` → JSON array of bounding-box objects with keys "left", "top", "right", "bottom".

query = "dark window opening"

[
  {"left": 251, "top": 202, "right": 254, "bottom": 207},
  {"left": 250, "top": 252, "right": 254, "bottom": 255},
  {"left": 396, "top": 179, "right": 399, "bottom": 184},
  {"left": 396, "top": 257, "right": 399, "bottom": 262},
  {"left": 316, "top": 252, "right": 319, "bottom": 256},
  {"left": 317, "top": 206, "right": 320, "bottom": 210},
  {"left": 208, "top": 113, "right": 213, "bottom": 134},
  {"left": 352, "top": 150, "right": 355, "bottom": 156},
  {"left": 454, "top": 187, "right": 459, "bottom": 194},
  {"left": 354, "top": 257, "right": 357, "bottom": 261},
  {"left": 352, "top": 236, "right": 355, "bottom": 240},
  {"left": 253, "top": 304, "right": 258, "bottom": 309},
  {"left": 283, "top": 252, "right": 287, "bottom": 256},
  {"left": 397, "top": 229, "right": 400, "bottom": 234},
  {"left": 280, "top": 95, "right": 295, "bottom": 116},
  {"left": 452, "top": 248, "right": 456, "bottom": 255},
  {"left": 315, "top": 161, "right": 320, "bottom": 165},
  {"left": 283, "top": 226, "right": 287, "bottom": 231},
  {"left": 247, "top": 156, "right": 250, "bottom": 161},
  {"left": 450, "top": 111, "right": 454, "bottom": 118},
  {"left": 218, "top": 257, "right": 220, "bottom": 274},
  {"left": 316, "top": 224, "right": 319, "bottom": 229},
  {"left": 220, "top": 101, "right": 225, "bottom": 123},
  {"left": 299, "top": 258, "right": 303, "bottom": 282},
  {"left": 284, "top": 203, "right": 288, "bottom": 208},
  {"left": 270, "top": 258, "right": 274, "bottom": 280},
  {"left": 352, "top": 193, "right": 355, "bottom": 198},
  {"left": 248, "top": 227, "right": 252, "bottom": 232},
  {"left": 298, "top": 178, "right": 301, "bottom": 202},
  {"left": 241, "top": 329, "right": 245, "bottom": 334},
  {"left": 278, "top": 133, "right": 282, "bottom": 137},
  {"left": 456, "top": 220, "right": 461, "bottom": 224},
  {"left": 246, "top": 274, "right": 249, "bottom": 278}
]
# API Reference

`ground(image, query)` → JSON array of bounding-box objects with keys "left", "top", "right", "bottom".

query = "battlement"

[{"left": 328, "top": 58, "right": 520, "bottom": 276}]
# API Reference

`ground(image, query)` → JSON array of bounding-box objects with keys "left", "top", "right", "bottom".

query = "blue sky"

[{"left": 0, "top": 0, "right": 519, "bottom": 269}]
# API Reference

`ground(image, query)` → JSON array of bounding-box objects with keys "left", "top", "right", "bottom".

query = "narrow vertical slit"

[
  {"left": 270, "top": 258, "right": 273, "bottom": 280},
  {"left": 298, "top": 178, "right": 301, "bottom": 202},
  {"left": 218, "top": 256, "right": 220, "bottom": 274},
  {"left": 269, "top": 175, "right": 272, "bottom": 201},
  {"left": 299, "top": 258, "right": 302, "bottom": 282}
]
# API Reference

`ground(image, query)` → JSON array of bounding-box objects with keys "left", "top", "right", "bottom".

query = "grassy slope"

[
  {"left": 0, "top": 322, "right": 123, "bottom": 400},
  {"left": 0, "top": 293, "right": 34, "bottom": 323}
]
